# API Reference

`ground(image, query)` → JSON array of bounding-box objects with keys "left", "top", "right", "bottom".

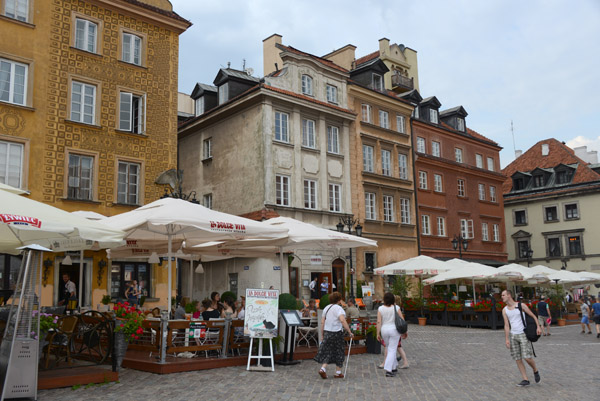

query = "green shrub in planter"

[
  {"left": 279, "top": 293, "right": 299, "bottom": 310},
  {"left": 139, "top": 296, "right": 146, "bottom": 307},
  {"left": 101, "top": 295, "right": 111, "bottom": 305},
  {"left": 319, "top": 293, "right": 330, "bottom": 310},
  {"left": 221, "top": 291, "right": 236, "bottom": 304},
  {"left": 184, "top": 301, "right": 198, "bottom": 314}
]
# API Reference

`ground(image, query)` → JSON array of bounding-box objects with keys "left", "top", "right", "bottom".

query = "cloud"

[{"left": 566, "top": 136, "right": 600, "bottom": 152}]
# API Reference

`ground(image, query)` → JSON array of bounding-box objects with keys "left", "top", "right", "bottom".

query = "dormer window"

[
  {"left": 556, "top": 169, "right": 574, "bottom": 184},
  {"left": 372, "top": 74, "right": 383, "bottom": 91},
  {"left": 513, "top": 177, "right": 525, "bottom": 190},
  {"left": 533, "top": 175, "right": 545, "bottom": 187},
  {"left": 218, "top": 84, "right": 228, "bottom": 105},
  {"left": 301, "top": 75, "right": 313, "bottom": 96},
  {"left": 412, "top": 107, "right": 419, "bottom": 119},
  {"left": 429, "top": 109, "right": 438, "bottom": 124},
  {"left": 457, "top": 118, "right": 465, "bottom": 131},
  {"left": 195, "top": 97, "right": 204, "bottom": 116}
]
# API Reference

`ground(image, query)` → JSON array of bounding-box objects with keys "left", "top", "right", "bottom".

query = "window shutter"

[{"left": 119, "top": 92, "right": 132, "bottom": 131}]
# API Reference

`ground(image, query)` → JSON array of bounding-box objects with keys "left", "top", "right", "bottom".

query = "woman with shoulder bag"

[
  {"left": 315, "top": 292, "right": 353, "bottom": 379},
  {"left": 377, "top": 292, "right": 406, "bottom": 377}
]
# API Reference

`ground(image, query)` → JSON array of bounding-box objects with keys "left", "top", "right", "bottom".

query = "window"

[
  {"left": 547, "top": 237, "right": 561, "bottom": 257},
  {"left": 363, "top": 145, "right": 374, "bottom": 172},
  {"left": 437, "top": 217, "right": 446, "bottom": 237},
  {"left": 302, "top": 119, "right": 316, "bottom": 148},
  {"left": 70, "top": 81, "right": 96, "bottom": 124},
  {"left": 431, "top": 141, "right": 440, "bottom": 157},
  {"left": 400, "top": 198, "right": 410, "bottom": 224},
  {"left": 274, "top": 111, "right": 289, "bottom": 143},
  {"left": 329, "top": 183, "right": 341, "bottom": 212},
  {"left": 75, "top": 18, "right": 97, "bottom": 53},
  {"left": 416, "top": 137, "right": 426, "bottom": 153},
  {"left": 327, "top": 126, "right": 339, "bottom": 154},
  {"left": 68, "top": 154, "right": 93, "bottom": 200},
  {"left": 276, "top": 175, "right": 290, "bottom": 206},
  {"left": 476, "top": 154, "right": 483, "bottom": 168},
  {"left": 429, "top": 109, "right": 438, "bottom": 124},
  {"left": 513, "top": 177, "right": 525, "bottom": 190},
  {"left": 365, "top": 192, "right": 376, "bottom": 220},
  {"left": 381, "top": 149, "right": 391, "bottom": 176},
  {"left": 301, "top": 75, "right": 313, "bottom": 95},
  {"left": 478, "top": 183, "right": 485, "bottom": 200},
  {"left": 0, "top": 254, "right": 22, "bottom": 291},
  {"left": 4, "top": 0, "right": 28, "bottom": 22},
  {"left": 383, "top": 195, "right": 394, "bottom": 222},
  {"left": 517, "top": 240, "right": 530, "bottom": 258},
  {"left": 493, "top": 224, "right": 500, "bottom": 242},
  {"left": 0, "top": 140, "right": 23, "bottom": 188},
  {"left": 218, "top": 84, "right": 227, "bottom": 105},
  {"left": 460, "top": 219, "right": 474, "bottom": 239},
  {"left": 418, "top": 171, "right": 428, "bottom": 190},
  {"left": 326, "top": 84, "right": 337, "bottom": 103},
  {"left": 514, "top": 210, "right": 527, "bottom": 225},
  {"left": 568, "top": 235, "right": 582, "bottom": 255},
  {"left": 203, "top": 193, "right": 212, "bottom": 209},
  {"left": 365, "top": 252, "right": 376, "bottom": 272},
  {"left": 533, "top": 175, "right": 545, "bottom": 187},
  {"left": 203, "top": 138, "right": 212, "bottom": 160},
  {"left": 0, "top": 58, "right": 27, "bottom": 105},
  {"left": 110, "top": 262, "right": 151, "bottom": 301},
  {"left": 195, "top": 97, "right": 204, "bottom": 116},
  {"left": 122, "top": 32, "right": 142, "bottom": 65},
  {"left": 119, "top": 92, "right": 145, "bottom": 133},
  {"left": 489, "top": 186, "right": 497, "bottom": 202},
  {"left": 457, "top": 179, "right": 465, "bottom": 197},
  {"left": 117, "top": 161, "right": 139, "bottom": 205},
  {"left": 556, "top": 169, "right": 573, "bottom": 184},
  {"left": 544, "top": 206, "right": 558, "bottom": 222},
  {"left": 379, "top": 110, "right": 389, "bottom": 129},
  {"left": 413, "top": 106, "right": 419, "bottom": 119},
  {"left": 487, "top": 157, "right": 495, "bottom": 172},
  {"left": 303, "top": 179, "right": 317, "bottom": 209},
  {"left": 396, "top": 115, "right": 405, "bottom": 133},
  {"left": 398, "top": 153, "right": 408, "bottom": 180},
  {"left": 372, "top": 73, "right": 383, "bottom": 91},
  {"left": 421, "top": 215, "right": 431, "bottom": 235},
  {"left": 457, "top": 117, "right": 465, "bottom": 131},
  {"left": 565, "top": 203, "right": 579, "bottom": 219},
  {"left": 454, "top": 148, "right": 463, "bottom": 163},
  {"left": 434, "top": 174, "right": 443, "bottom": 192},
  {"left": 482, "top": 223, "right": 489, "bottom": 241},
  {"left": 361, "top": 104, "right": 372, "bottom": 123}
]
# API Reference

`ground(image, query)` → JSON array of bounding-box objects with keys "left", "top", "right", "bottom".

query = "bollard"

[
  {"left": 159, "top": 310, "right": 168, "bottom": 364},
  {"left": 221, "top": 312, "right": 232, "bottom": 358}
]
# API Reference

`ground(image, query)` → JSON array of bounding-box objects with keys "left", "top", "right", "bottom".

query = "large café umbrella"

[
  {"left": 103, "top": 198, "right": 289, "bottom": 309},
  {"left": 424, "top": 259, "right": 501, "bottom": 302},
  {"left": 374, "top": 255, "right": 452, "bottom": 276}
]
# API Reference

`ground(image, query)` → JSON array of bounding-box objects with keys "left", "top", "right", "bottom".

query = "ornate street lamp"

[
  {"left": 451, "top": 235, "right": 469, "bottom": 259},
  {"left": 526, "top": 247, "right": 534, "bottom": 267},
  {"left": 336, "top": 216, "right": 362, "bottom": 298}
]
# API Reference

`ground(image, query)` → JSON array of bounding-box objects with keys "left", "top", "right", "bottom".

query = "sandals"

[{"left": 378, "top": 364, "right": 384, "bottom": 369}]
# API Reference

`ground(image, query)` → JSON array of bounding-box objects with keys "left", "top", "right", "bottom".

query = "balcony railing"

[{"left": 392, "top": 74, "right": 414, "bottom": 91}]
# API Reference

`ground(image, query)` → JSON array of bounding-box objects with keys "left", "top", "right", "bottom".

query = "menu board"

[{"left": 244, "top": 289, "right": 279, "bottom": 338}]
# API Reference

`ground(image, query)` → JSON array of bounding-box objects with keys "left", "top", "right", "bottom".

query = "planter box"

[
  {"left": 365, "top": 333, "right": 381, "bottom": 354},
  {"left": 426, "top": 309, "right": 447, "bottom": 326}
]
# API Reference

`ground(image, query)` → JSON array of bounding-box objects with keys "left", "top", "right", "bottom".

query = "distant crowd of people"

[{"left": 173, "top": 291, "right": 245, "bottom": 321}]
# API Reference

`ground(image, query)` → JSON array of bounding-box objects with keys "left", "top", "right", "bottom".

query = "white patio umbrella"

[
  {"left": 530, "top": 265, "right": 595, "bottom": 285},
  {"left": 0, "top": 182, "right": 27, "bottom": 194},
  {"left": 496, "top": 263, "right": 550, "bottom": 284},
  {"left": 374, "top": 255, "right": 452, "bottom": 276},
  {"left": 103, "top": 198, "right": 289, "bottom": 309},
  {"left": 424, "top": 260, "right": 500, "bottom": 301}
]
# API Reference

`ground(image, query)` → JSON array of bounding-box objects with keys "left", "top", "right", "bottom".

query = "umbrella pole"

[
  {"left": 472, "top": 278, "right": 476, "bottom": 302},
  {"left": 79, "top": 250, "right": 84, "bottom": 311},
  {"left": 167, "top": 231, "right": 172, "bottom": 312},
  {"left": 279, "top": 246, "right": 284, "bottom": 291}
]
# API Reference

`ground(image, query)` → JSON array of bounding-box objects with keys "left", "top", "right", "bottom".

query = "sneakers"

[
  {"left": 318, "top": 369, "right": 327, "bottom": 379},
  {"left": 385, "top": 371, "right": 395, "bottom": 377},
  {"left": 517, "top": 380, "right": 530, "bottom": 387},
  {"left": 534, "top": 370, "right": 541, "bottom": 383}
]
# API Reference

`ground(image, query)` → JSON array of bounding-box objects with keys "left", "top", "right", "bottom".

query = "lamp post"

[
  {"left": 336, "top": 216, "right": 362, "bottom": 298},
  {"left": 451, "top": 235, "right": 469, "bottom": 259},
  {"left": 526, "top": 247, "right": 534, "bottom": 267}
]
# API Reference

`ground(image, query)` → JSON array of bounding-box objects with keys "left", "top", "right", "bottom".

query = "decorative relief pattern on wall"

[{"left": 0, "top": 107, "right": 26, "bottom": 135}]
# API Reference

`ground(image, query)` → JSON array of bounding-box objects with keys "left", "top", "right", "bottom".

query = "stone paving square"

[{"left": 39, "top": 324, "right": 599, "bottom": 401}]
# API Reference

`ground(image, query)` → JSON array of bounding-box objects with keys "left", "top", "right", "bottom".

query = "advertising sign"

[{"left": 244, "top": 289, "right": 279, "bottom": 338}]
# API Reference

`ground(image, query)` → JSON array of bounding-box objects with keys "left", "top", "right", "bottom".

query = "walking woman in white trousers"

[{"left": 376, "top": 292, "right": 405, "bottom": 377}]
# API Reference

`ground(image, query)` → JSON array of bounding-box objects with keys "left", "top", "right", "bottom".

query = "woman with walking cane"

[
  {"left": 377, "top": 292, "right": 406, "bottom": 377},
  {"left": 315, "top": 292, "right": 353, "bottom": 379}
]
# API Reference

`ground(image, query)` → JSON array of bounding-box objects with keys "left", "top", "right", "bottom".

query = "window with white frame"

[
  {"left": 457, "top": 179, "right": 466, "bottom": 197},
  {"left": 303, "top": 179, "right": 317, "bottom": 209},
  {"left": 75, "top": 18, "right": 97, "bottom": 53},
  {"left": 460, "top": 219, "right": 474, "bottom": 239},
  {"left": 122, "top": 32, "right": 142, "bottom": 65},
  {"left": 418, "top": 171, "right": 428, "bottom": 189},
  {"left": 0, "top": 140, "right": 23, "bottom": 188},
  {"left": 203, "top": 138, "right": 212, "bottom": 160},
  {"left": 429, "top": 109, "right": 438, "bottom": 124},
  {"left": 302, "top": 119, "right": 316, "bottom": 148},
  {"left": 203, "top": 193, "right": 212, "bottom": 209},
  {"left": 482, "top": 222, "right": 489, "bottom": 241},
  {"left": 365, "top": 192, "right": 376, "bottom": 220},
  {"left": 117, "top": 161, "right": 140, "bottom": 205},
  {"left": 119, "top": 92, "right": 145, "bottom": 133},
  {"left": 398, "top": 153, "right": 408, "bottom": 180},
  {"left": 363, "top": 145, "right": 374, "bottom": 172},
  {"left": 275, "top": 111, "right": 289, "bottom": 142},
  {"left": 437, "top": 216, "right": 446, "bottom": 236},
  {"left": 475, "top": 154, "right": 483, "bottom": 168},
  {"left": 400, "top": 198, "right": 410, "bottom": 224},
  {"left": 372, "top": 73, "right": 383, "bottom": 91},
  {"left": 379, "top": 110, "right": 389, "bottom": 129},
  {"left": 431, "top": 141, "right": 440, "bottom": 157},
  {"left": 413, "top": 106, "right": 419, "bottom": 119},
  {"left": 383, "top": 195, "right": 394, "bottom": 222},
  {"left": 195, "top": 97, "right": 204, "bottom": 116},
  {"left": 565, "top": 203, "right": 579, "bottom": 220},
  {"left": 329, "top": 183, "right": 341, "bottom": 212},
  {"left": 381, "top": 149, "right": 391, "bottom": 176},
  {"left": 421, "top": 215, "right": 431, "bottom": 235},
  {"left": 361, "top": 104, "right": 372, "bottom": 123},
  {"left": 492, "top": 224, "right": 500, "bottom": 242},
  {"left": 68, "top": 154, "right": 93, "bottom": 200},
  {"left": 478, "top": 183, "right": 485, "bottom": 200},
  {"left": 301, "top": 74, "right": 313, "bottom": 95},
  {"left": 70, "top": 81, "right": 96, "bottom": 124},
  {"left": 327, "top": 126, "right": 339, "bottom": 154},
  {"left": 434, "top": 174, "right": 443, "bottom": 192},
  {"left": 4, "top": 0, "right": 28, "bottom": 22},
  {"left": 489, "top": 186, "right": 496, "bottom": 202},
  {"left": 276, "top": 175, "right": 290, "bottom": 206},
  {"left": 455, "top": 148, "right": 463, "bottom": 163},
  {"left": 396, "top": 115, "right": 405, "bottom": 133},
  {"left": 326, "top": 84, "right": 337, "bottom": 103},
  {"left": 0, "top": 58, "right": 27, "bottom": 106},
  {"left": 487, "top": 157, "right": 495, "bottom": 171},
  {"left": 417, "top": 137, "right": 426, "bottom": 153},
  {"left": 544, "top": 205, "right": 558, "bottom": 222},
  {"left": 457, "top": 117, "right": 465, "bottom": 131},
  {"left": 218, "top": 84, "right": 227, "bottom": 105}
]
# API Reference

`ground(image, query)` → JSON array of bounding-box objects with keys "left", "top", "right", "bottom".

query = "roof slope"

[{"left": 276, "top": 44, "right": 348, "bottom": 73}]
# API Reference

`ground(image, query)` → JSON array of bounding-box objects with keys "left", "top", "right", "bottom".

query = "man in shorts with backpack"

[{"left": 502, "top": 289, "right": 542, "bottom": 386}]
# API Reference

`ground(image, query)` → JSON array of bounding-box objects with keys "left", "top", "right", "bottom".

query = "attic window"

[
  {"left": 533, "top": 175, "right": 545, "bottom": 187},
  {"left": 372, "top": 74, "right": 383, "bottom": 91},
  {"left": 429, "top": 109, "right": 438, "bottom": 124},
  {"left": 556, "top": 169, "right": 573, "bottom": 184},
  {"left": 541, "top": 144, "right": 549, "bottom": 156},
  {"left": 457, "top": 118, "right": 465, "bottom": 131},
  {"left": 218, "top": 84, "right": 228, "bottom": 105},
  {"left": 513, "top": 177, "right": 525, "bottom": 190}
]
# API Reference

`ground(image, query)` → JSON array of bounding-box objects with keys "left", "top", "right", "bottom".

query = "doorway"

[
  {"left": 313, "top": 272, "right": 333, "bottom": 297},
  {"left": 55, "top": 259, "right": 91, "bottom": 307},
  {"left": 331, "top": 258, "right": 345, "bottom": 297}
]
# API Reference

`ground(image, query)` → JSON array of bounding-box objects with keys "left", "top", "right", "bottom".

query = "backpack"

[{"left": 518, "top": 302, "right": 541, "bottom": 343}]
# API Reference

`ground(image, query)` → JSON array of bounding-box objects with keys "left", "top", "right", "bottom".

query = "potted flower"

[
  {"left": 427, "top": 300, "right": 447, "bottom": 311},
  {"left": 34, "top": 311, "right": 59, "bottom": 359},
  {"left": 495, "top": 301, "right": 506, "bottom": 311},
  {"left": 112, "top": 301, "right": 144, "bottom": 370},
  {"left": 472, "top": 300, "right": 493, "bottom": 312},
  {"left": 447, "top": 300, "right": 463, "bottom": 311},
  {"left": 403, "top": 298, "right": 420, "bottom": 311},
  {"left": 99, "top": 294, "right": 111, "bottom": 312}
]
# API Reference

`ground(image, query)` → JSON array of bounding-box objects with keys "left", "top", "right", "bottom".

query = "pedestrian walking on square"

[
  {"left": 320, "top": 277, "right": 330, "bottom": 297},
  {"left": 315, "top": 292, "right": 353, "bottom": 379},
  {"left": 309, "top": 277, "right": 318, "bottom": 300},
  {"left": 376, "top": 292, "right": 405, "bottom": 377},
  {"left": 378, "top": 295, "right": 409, "bottom": 370},
  {"left": 536, "top": 295, "right": 551, "bottom": 336},
  {"left": 501, "top": 289, "right": 542, "bottom": 386},
  {"left": 579, "top": 298, "right": 592, "bottom": 334},
  {"left": 592, "top": 297, "right": 600, "bottom": 338}
]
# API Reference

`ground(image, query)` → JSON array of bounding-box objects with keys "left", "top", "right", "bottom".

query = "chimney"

[
  {"left": 573, "top": 146, "right": 598, "bottom": 164},
  {"left": 322, "top": 44, "right": 356, "bottom": 70},
  {"left": 379, "top": 37, "right": 390, "bottom": 57},
  {"left": 263, "top": 34, "right": 283, "bottom": 77},
  {"left": 515, "top": 150, "right": 522, "bottom": 158},
  {"left": 541, "top": 144, "right": 549, "bottom": 156}
]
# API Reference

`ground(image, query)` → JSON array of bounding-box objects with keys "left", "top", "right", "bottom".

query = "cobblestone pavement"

[{"left": 39, "top": 323, "right": 599, "bottom": 401}]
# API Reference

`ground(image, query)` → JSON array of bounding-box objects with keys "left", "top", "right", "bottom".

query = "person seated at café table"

[
  {"left": 236, "top": 296, "right": 245, "bottom": 320},
  {"left": 202, "top": 299, "right": 221, "bottom": 320},
  {"left": 223, "top": 299, "right": 235, "bottom": 316},
  {"left": 193, "top": 301, "right": 205, "bottom": 319},
  {"left": 345, "top": 299, "right": 360, "bottom": 319},
  {"left": 302, "top": 299, "right": 318, "bottom": 318},
  {"left": 174, "top": 299, "right": 186, "bottom": 320}
]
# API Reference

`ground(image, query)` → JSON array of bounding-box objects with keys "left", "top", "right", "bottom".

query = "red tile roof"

[
  {"left": 466, "top": 128, "right": 498, "bottom": 146},
  {"left": 121, "top": 0, "right": 191, "bottom": 25},
  {"left": 355, "top": 50, "right": 380, "bottom": 67},
  {"left": 276, "top": 44, "right": 349, "bottom": 73},
  {"left": 262, "top": 84, "right": 356, "bottom": 115}
]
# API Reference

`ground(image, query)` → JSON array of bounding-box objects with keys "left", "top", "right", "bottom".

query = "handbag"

[{"left": 394, "top": 305, "right": 408, "bottom": 334}]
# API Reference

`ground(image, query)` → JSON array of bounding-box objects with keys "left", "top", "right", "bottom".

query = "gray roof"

[
  {"left": 440, "top": 105, "right": 468, "bottom": 117},
  {"left": 218, "top": 68, "right": 260, "bottom": 82}
]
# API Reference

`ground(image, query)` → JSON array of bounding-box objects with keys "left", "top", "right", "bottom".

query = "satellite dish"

[{"left": 245, "top": 67, "right": 254, "bottom": 76}]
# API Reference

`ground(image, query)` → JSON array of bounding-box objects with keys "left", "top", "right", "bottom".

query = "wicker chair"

[{"left": 44, "top": 315, "right": 79, "bottom": 369}]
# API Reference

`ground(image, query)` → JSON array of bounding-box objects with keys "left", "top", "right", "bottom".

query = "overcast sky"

[{"left": 171, "top": 0, "right": 600, "bottom": 168}]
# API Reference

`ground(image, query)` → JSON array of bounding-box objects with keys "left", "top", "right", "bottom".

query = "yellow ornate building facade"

[{"left": 0, "top": 0, "right": 189, "bottom": 307}]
